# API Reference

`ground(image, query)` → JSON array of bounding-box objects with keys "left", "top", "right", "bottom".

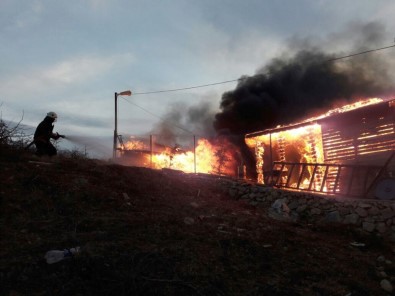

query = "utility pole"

[
  {"left": 113, "top": 90, "right": 132, "bottom": 159},
  {"left": 113, "top": 92, "right": 118, "bottom": 158}
]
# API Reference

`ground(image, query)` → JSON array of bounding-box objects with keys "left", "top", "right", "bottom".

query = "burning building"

[
  {"left": 245, "top": 98, "right": 395, "bottom": 198},
  {"left": 118, "top": 135, "right": 239, "bottom": 177}
]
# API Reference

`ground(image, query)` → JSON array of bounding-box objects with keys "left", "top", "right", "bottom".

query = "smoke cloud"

[
  {"left": 150, "top": 99, "right": 217, "bottom": 147},
  {"left": 214, "top": 21, "right": 395, "bottom": 135}
]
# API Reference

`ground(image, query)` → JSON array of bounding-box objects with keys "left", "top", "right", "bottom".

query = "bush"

[
  {"left": 59, "top": 147, "right": 89, "bottom": 160},
  {"left": 0, "top": 109, "right": 30, "bottom": 148}
]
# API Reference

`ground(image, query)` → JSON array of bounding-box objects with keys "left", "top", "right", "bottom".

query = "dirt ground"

[{"left": 0, "top": 147, "right": 394, "bottom": 296}]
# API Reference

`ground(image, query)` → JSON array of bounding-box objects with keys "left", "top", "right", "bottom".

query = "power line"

[
  {"left": 326, "top": 44, "right": 395, "bottom": 62},
  {"left": 120, "top": 96, "right": 194, "bottom": 135},
  {"left": 132, "top": 79, "right": 241, "bottom": 95},
  {"left": 131, "top": 44, "right": 395, "bottom": 96}
]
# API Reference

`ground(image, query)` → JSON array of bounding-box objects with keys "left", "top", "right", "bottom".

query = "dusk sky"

[{"left": 1, "top": 0, "right": 395, "bottom": 157}]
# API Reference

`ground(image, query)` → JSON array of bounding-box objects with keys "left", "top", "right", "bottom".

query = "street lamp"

[{"left": 113, "top": 90, "right": 132, "bottom": 158}]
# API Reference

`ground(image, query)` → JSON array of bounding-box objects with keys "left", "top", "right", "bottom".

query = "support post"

[
  {"left": 269, "top": 133, "right": 273, "bottom": 183},
  {"left": 194, "top": 135, "right": 196, "bottom": 173},
  {"left": 150, "top": 135, "right": 153, "bottom": 168},
  {"left": 113, "top": 92, "right": 118, "bottom": 158},
  {"left": 113, "top": 90, "right": 131, "bottom": 159}
]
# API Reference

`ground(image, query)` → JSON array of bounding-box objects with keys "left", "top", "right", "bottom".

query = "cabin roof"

[{"left": 245, "top": 98, "right": 394, "bottom": 138}]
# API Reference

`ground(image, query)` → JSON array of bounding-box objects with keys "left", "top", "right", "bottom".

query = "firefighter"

[{"left": 33, "top": 112, "right": 63, "bottom": 157}]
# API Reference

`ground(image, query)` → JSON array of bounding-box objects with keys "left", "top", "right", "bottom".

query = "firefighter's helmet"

[{"left": 46, "top": 112, "right": 58, "bottom": 121}]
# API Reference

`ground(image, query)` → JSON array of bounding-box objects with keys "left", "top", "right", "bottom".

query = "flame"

[
  {"left": 305, "top": 97, "right": 383, "bottom": 122},
  {"left": 122, "top": 138, "right": 238, "bottom": 176},
  {"left": 123, "top": 139, "right": 146, "bottom": 150},
  {"left": 246, "top": 97, "right": 391, "bottom": 191},
  {"left": 253, "top": 123, "right": 325, "bottom": 188}
]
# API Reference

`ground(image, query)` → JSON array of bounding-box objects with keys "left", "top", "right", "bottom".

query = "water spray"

[{"left": 60, "top": 134, "right": 112, "bottom": 158}]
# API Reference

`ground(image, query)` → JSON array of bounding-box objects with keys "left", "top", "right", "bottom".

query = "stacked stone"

[{"left": 226, "top": 181, "right": 395, "bottom": 241}]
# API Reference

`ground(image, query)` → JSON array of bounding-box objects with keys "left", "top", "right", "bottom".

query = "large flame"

[
  {"left": 123, "top": 139, "right": 145, "bottom": 150},
  {"left": 122, "top": 138, "right": 238, "bottom": 176},
  {"left": 250, "top": 123, "right": 325, "bottom": 188}
]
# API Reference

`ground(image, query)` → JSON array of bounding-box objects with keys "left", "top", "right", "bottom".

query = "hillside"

[{"left": 0, "top": 146, "right": 394, "bottom": 296}]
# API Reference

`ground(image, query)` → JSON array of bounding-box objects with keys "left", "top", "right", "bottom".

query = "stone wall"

[{"left": 226, "top": 180, "right": 395, "bottom": 241}]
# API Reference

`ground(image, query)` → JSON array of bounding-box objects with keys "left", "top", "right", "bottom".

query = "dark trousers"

[{"left": 35, "top": 141, "right": 57, "bottom": 156}]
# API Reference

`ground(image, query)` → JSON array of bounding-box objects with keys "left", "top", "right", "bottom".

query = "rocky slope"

[{"left": 0, "top": 146, "right": 394, "bottom": 295}]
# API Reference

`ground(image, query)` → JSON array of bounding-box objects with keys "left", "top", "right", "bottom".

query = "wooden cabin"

[{"left": 245, "top": 99, "right": 395, "bottom": 198}]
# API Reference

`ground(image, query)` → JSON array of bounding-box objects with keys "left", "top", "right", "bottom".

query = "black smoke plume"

[{"left": 214, "top": 49, "right": 394, "bottom": 134}]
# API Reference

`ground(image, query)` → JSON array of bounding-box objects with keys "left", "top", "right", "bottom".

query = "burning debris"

[
  {"left": 114, "top": 97, "right": 241, "bottom": 176},
  {"left": 119, "top": 136, "right": 240, "bottom": 177}
]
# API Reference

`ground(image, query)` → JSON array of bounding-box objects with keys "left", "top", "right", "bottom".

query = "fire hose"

[{"left": 25, "top": 134, "right": 66, "bottom": 150}]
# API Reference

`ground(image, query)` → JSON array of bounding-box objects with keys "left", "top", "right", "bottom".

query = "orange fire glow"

[
  {"left": 250, "top": 123, "right": 325, "bottom": 188},
  {"left": 122, "top": 138, "right": 238, "bottom": 176},
  {"left": 123, "top": 139, "right": 145, "bottom": 150}
]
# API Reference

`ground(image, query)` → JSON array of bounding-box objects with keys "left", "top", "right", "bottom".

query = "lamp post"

[{"left": 113, "top": 90, "right": 132, "bottom": 158}]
